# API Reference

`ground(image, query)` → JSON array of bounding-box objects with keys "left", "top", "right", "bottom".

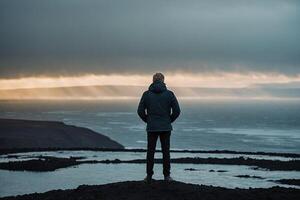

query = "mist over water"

[{"left": 0, "top": 99, "right": 299, "bottom": 153}]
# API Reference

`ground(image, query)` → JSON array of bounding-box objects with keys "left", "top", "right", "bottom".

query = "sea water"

[
  {"left": 0, "top": 150, "right": 300, "bottom": 197},
  {"left": 0, "top": 99, "right": 300, "bottom": 197},
  {"left": 0, "top": 99, "right": 299, "bottom": 153}
]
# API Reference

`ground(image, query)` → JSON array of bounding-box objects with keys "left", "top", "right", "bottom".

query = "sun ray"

[{"left": 0, "top": 72, "right": 299, "bottom": 90}]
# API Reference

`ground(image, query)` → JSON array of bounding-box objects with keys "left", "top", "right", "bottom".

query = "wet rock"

[
  {"left": 70, "top": 156, "right": 86, "bottom": 160},
  {"left": 0, "top": 157, "right": 79, "bottom": 171},
  {"left": 235, "top": 175, "right": 264, "bottom": 179},
  {"left": 273, "top": 179, "right": 300, "bottom": 186},
  {"left": 1, "top": 180, "right": 299, "bottom": 200},
  {"left": 2, "top": 156, "right": 299, "bottom": 172},
  {"left": 105, "top": 157, "right": 300, "bottom": 171},
  {"left": 184, "top": 168, "right": 199, "bottom": 171},
  {"left": 217, "top": 170, "right": 228, "bottom": 173},
  {"left": 209, "top": 170, "right": 227, "bottom": 173}
]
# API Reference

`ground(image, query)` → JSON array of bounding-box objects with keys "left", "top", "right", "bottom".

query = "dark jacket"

[{"left": 137, "top": 81, "right": 181, "bottom": 132}]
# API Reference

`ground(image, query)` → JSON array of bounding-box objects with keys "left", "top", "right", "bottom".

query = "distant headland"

[{"left": 0, "top": 118, "right": 124, "bottom": 149}]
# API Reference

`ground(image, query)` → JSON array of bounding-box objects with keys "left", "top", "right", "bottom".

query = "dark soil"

[{"left": 1, "top": 180, "right": 299, "bottom": 200}]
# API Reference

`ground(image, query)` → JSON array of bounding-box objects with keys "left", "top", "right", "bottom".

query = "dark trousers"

[{"left": 146, "top": 131, "right": 171, "bottom": 177}]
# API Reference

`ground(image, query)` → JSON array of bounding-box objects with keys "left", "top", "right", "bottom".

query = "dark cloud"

[{"left": 0, "top": 0, "right": 300, "bottom": 78}]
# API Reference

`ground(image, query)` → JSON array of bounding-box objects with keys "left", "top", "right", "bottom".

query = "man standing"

[{"left": 137, "top": 73, "right": 181, "bottom": 183}]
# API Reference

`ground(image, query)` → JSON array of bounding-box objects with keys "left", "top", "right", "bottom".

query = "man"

[{"left": 137, "top": 73, "right": 181, "bottom": 183}]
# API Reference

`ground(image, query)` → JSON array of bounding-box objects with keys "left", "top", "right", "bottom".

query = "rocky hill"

[{"left": 0, "top": 118, "right": 124, "bottom": 149}]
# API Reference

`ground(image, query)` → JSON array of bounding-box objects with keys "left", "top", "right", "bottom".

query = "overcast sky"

[{"left": 0, "top": 0, "right": 300, "bottom": 78}]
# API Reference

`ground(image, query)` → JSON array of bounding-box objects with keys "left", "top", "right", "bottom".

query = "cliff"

[{"left": 0, "top": 118, "right": 124, "bottom": 149}]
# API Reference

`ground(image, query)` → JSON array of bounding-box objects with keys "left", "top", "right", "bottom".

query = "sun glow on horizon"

[
  {"left": 0, "top": 72, "right": 299, "bottom": 90},
  {"left": 0, "top": 72, "right": 300, "bottom": 100}
]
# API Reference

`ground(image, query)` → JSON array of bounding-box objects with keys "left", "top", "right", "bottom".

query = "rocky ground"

[
  {"left": 1, "top": 156, "right": 299, "bottom": 172},
  {"left": 1, "top": 180, "right": 299, "bottom": 200}
]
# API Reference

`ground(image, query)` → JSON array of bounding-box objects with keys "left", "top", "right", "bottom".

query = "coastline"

[
  {"left": 1, "top": 147, "right": 299, "bottom": 158},
  {"left": 1, "top": 118, "right": 299, "bottom": 198}
]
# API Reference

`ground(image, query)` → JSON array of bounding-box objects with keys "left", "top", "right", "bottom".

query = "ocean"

[
  {"left": 0, "top": 99, "right": 299, "bottom": 153},
  {"left": 1, "top": 99, "right": 300, "bottom": 197}
]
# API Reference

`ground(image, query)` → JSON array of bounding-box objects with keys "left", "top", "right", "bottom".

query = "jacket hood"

[{"left": 148, "top": 81, "right": 167, "bottom": 93}]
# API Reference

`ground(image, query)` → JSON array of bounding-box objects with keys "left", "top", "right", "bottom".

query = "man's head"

[{"left": 153, "top": 73, "right": 165, "bottom": 83}]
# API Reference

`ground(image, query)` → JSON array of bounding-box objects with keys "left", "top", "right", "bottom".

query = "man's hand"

[
  {"left": 170, "top": 92, "right": 180, "bottom": 123},
  {"left": 137, "top": 91, "right": 148, "bottom": 123}
]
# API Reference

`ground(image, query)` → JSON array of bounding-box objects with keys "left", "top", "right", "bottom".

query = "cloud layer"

[{"left": 1, "top": 0, "right": 300, "bottom": 78}]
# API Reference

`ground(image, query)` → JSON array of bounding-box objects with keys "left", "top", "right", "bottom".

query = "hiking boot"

[
  {"left": 164, "top": 176, "right": 174, "bottom": 182},
  {"left": 143, "top": 175, "right": 152, "bottom": 183}
]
